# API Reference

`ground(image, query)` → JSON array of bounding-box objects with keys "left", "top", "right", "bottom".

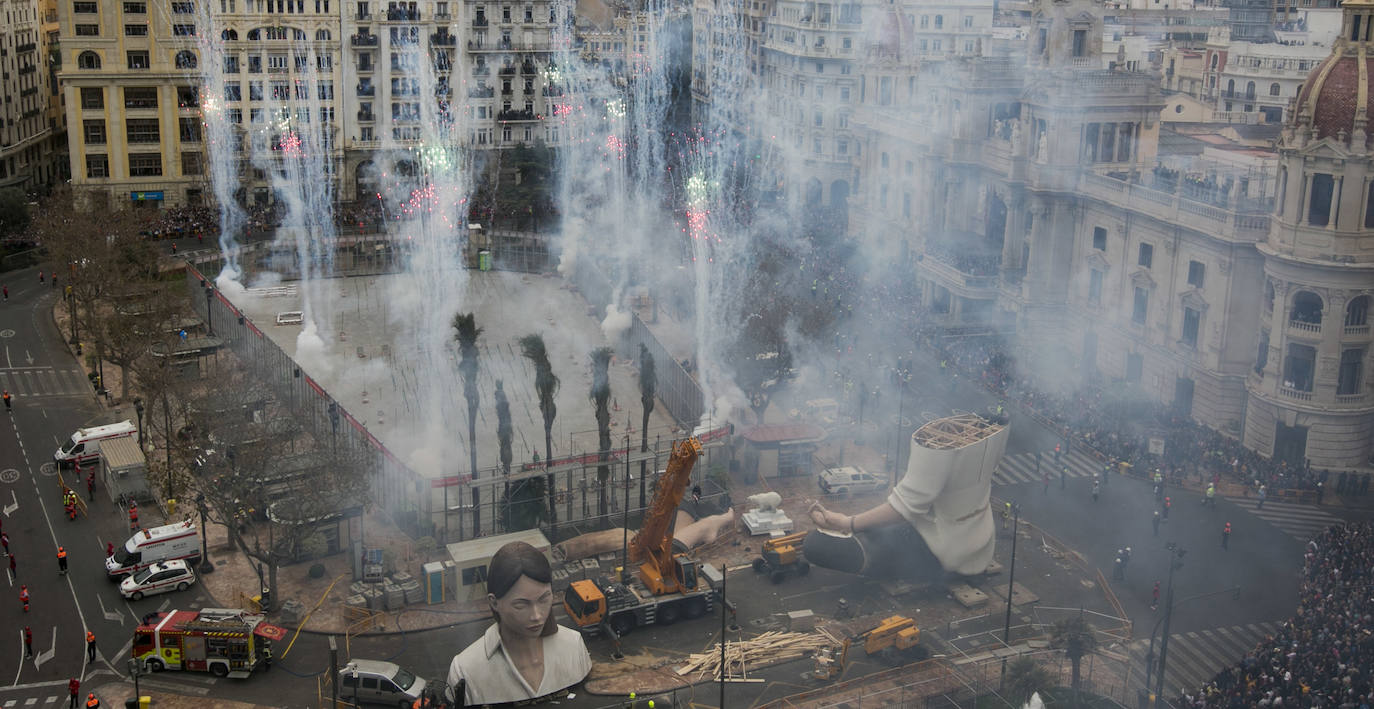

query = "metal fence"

[{"left": 185, "top": 254, "right": 725, "bottom": 544}]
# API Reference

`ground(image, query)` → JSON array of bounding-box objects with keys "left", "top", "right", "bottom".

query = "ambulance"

[{"left": 107, "top": 521, "right": 201, "bottom": 579}]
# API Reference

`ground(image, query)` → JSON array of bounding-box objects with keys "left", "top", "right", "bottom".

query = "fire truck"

[{"left": 133, "top": 608, "right": 287, "bottom": 677}]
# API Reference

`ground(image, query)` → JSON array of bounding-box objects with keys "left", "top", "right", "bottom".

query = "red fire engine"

[{"left": 133, "top": 608, "right": 286, "bottom": 678}]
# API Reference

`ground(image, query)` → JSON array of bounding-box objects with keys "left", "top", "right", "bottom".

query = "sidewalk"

[{"left": 95, "top": 683, "right": 273, "bottom": 709}]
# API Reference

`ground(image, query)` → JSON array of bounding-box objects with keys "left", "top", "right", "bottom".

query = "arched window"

[
  {"left": 175, "top": 50, "right": 197, "bottom": 69},
  {"left": 1227, "top": 78, "right": 1235, "bottom": 96},
  {"left": 293, "top": 28, "right": 306, "bottom": 40},
  {"left": 77, "top": 51, "right": 101, "bottom": 69},
  {"left": 246, "top": 28, "right": 260, "bottom": 39},
  {"left": 1269, "top": 82, "right": 1282, "bottom": 96},
  {"left": 315, "top": 28, "right": 331, "bottom": 40},
  {"left": 1245, "top": 81, "right": 1256, "bottom": 99},
  {"left": 1291, "top": 290, "right": 1324, "bottom": 326},
  {"left": 1210, "top": 54, "right": 1218, "bottom": 68},
  {"left": 1347, "top": 295, "right": 1370, "bottom": 328},
  {"left": 221, "top": 29, "right": 238, "bottom": 40}
]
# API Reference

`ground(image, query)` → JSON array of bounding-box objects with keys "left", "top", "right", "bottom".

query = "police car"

[{"left": 120, "top": 560, "right": 196, "bottom": 600}]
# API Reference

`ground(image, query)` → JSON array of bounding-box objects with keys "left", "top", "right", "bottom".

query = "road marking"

[
  {"left": 156, "top": 599, "right": 171, "bottom": 613},
  {"left": 97, "top": 595, "right": 125, "bottom": 624},
  {"left": 3, "top": 348, "right": 8, "bottom": 369},
  {"left": 3, "top": 491, "right": 16, "bottom": 516},
  {"left": 23, "top": 352, "right": 32, "bottom": 366},
  {"left": 0, "top": 470, "right": 19, "bottom": 485},
  {"left": 135, "top": 679, "right": 211, "bottom": 696},
  {"left": 22, "top": 698, "right": 34, "bottom": 706},
  {"left": 31, "top": 629, "right": 54, "bottom": 671}
]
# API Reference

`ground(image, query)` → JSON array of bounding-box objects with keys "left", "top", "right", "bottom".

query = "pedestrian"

[
  {"left": 24, "top": 625, "right": 32, "bottom": 658},
  {"left": 1222, "top": 521, "right": 1231, "bottom": 550},
  {"left": 1112, "top": 555, "right": 1124, "bottom": 581},
  {"left": 1151, "top": 581, "right": 1160, "bottom": 611},
  {"left": 1316, "top": 481, "right": 1324, "bottom": 505},
  {"left": 106, "top": 542, "right": 114, "bottom": 559},
  {"left": 1002, "top": 502, "right": 1011, "bottom": 531},
  {"left": 2, "top": 285, "right": 7, "bottom": 301},
  {"left": 67, "top": 678, "right": 79, "bottom": 709},
  {"left": 128, "top": 503, "right": 139, "bottom": 531},
  {"left": 1, "top": 530, "right": 9, "bottom": 555},
  {"left": 9, "top": 551, "right": 16, "bottom": 576},
  {"left": 1152, "top": 510, "right": 1161, "bottom": 537},
  {"left": 1205, "top": 483, "right": 1216, "bottom": 509},
  {"left": 1054, "top": 443, "right": 1062, "bottom": 462},
  {"left": 1257, "top": 484, "right": 1267, "bottom": 509},
  {"left": 1092, "top": 477, "right": 1100, "bottom": 502},
  {"left": 51, "top": 272, "right": 57, "bottom": 289},
  {"left": 84, "top": 693, "right": 99, "bottom": 708},
  {"left": 1060, "top": 464, "right": 1067, "bottom": 490},
  {"left": 86, "top": 630, "right": 96, "bottom": 663},
  {"left": 1163, "top": 496, "right": 1171, "bottom": 521},
  {"left": 38, "top": 271, "right": 43, "bottom": 284},
  {"left": 171, "top": 242, "right": 177, "bottom": 255},
  {"left": 20, "top": 584, "right": 30, "bottom": 612},
  {"left": 3, "top": 389, "right": 10, "bottom": 411},
  {"left": 86, "top": 473, "right": 94, "bottom": 501},
  {"left": 57, "top": 546, "right": 67, "bottom": 574}
]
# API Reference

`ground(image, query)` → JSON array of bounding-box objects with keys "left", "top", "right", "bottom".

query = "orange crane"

[
  {"left": 814, "top": 616, "right": 924, "bottom": 680},
  {"left": 563, "top": 438, "right": 722, "bottom": 637}
]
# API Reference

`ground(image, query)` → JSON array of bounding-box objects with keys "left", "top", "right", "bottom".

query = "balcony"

[
  {"left": 501, "top": 87, "right": 513, "bottom": 95},
  {"left": 356, "top": 84, "right": 375, "bottom": 96},
  {"left": 472, "top": 17, "right": 488, "bottom": 27},
  {"left": 1278, "top": 385, "right": 1313, "bottom": 402},
  {"left": 350, "top": 33, "right": 379, "bottom": 46},
  {"left": 1288, "top": 318, "right": 1321, "bottom": 334},
  {"left": 386, "top": 8, "right": 420, "bottom": 20},
  {"left": 357, "top": 110, "right": 375, "bottom": 121},
  {"left": 1336, "top": 393, "right": 1368, "bottom": 405},
  {"left": 521, "top": 61, "right": 537, "bottom": 75},
  {"left": 1345, "top": 324, "right": 1370, "bottom": 337},
  {"left": 356, "top": 63, "right": 373, "bottom": 73},
  {"left": 917, "top": 240, "right": 1002, "bottom": 298},
  {"left": 468, "top": 86, "right": 494, "bottom": 98},
  {"left": 541, "top": 86, "right": 563, "bottom": 97},
  {"left": 498, "top": 65, "right": 515, "bottom": 76},
  {"left": 431, "top": 33, "right": 456, "bottom": 46},
  {"left": 1077, "top": 171, "right": 1271, "bottom": 244},
  {"left": 473, "top": 65, "right": 490, "bottom": 76},
  {"left": 17, "top": 43, "right": 36, "bottom": 53},
  {"left": 497, "top": 108, "right": 537, "bottom": 121}
]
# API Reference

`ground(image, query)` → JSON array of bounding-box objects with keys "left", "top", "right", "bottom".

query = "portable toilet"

[{"left": 422, "top": 561, "right": 446, "bottom": 604}]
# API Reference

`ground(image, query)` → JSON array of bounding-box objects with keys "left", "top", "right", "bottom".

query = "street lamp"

[
  {"left": 196, "top": 493, "right": 214, "bottom": 574},
  {"left": 999, "top": 501, "right": 1021, "bottom": 688},
  {"left": 204, "top": 285, "right": 214, "bottom": 335},
  {"left": 1151, "top": 543, "right": 1188, "bottom": 705},
  {"left": 622, "top": 430, "right": 632, "bottom": 584},
  {"left": 127, "top": 657, "right": 142, "bottom": 703}
]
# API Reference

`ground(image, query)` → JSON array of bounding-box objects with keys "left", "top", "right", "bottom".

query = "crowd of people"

[{"left": 1176, "top": 521, "right": 1374, "bottom": 707}]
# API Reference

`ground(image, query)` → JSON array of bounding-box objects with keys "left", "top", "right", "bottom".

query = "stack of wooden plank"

[{"left": 676, "top": 631, "right": 831, "bottom": 682}]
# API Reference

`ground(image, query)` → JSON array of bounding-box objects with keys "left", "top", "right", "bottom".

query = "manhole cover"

[{"left": 0, "top": 468, "right": 19, "bottom": 483}]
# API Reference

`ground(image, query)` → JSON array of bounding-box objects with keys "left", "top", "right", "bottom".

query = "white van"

[
  {"left": 55, "top": 420, "right": 137, "bottom": 467},
  {"left": 106, "top": 521, "right": 202, "bottom": 579}
]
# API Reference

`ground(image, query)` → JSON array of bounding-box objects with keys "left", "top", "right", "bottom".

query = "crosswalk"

[
  {"left": 1122, "top": 621, "right": 1282, "bottom": 699},
  {"left": 1225, "top": 497, "right": 1347, "bottom": 542},
  {"left": 0, "top": 368, "right": 92, "bottom": 398},
  {"left": 994, "top": 449, "right": 1106, "bottom": 486}
]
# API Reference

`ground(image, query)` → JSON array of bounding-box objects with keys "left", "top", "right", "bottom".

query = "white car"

[
  {"left": 818, "top": 466, "right": 887, "bottom": 495},
  {"left": 120, "top": 560, "right": 196, "bottom": 600}
]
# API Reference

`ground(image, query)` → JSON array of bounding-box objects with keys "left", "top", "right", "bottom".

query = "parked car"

[
  {"left": 339, "top": 659, "right": 428, "bottom": 706},
  {"left": 120, "top": 560, "right": 197, "bottom": 600},
  {"left": 818, "top": 465, "right": 887, "bottom": 495}
]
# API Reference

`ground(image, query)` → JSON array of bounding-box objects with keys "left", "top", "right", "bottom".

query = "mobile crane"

[
  {"left": 813, "top": 615, "right": 925, "bottom": 680},
  {"left": 563, "top": 438, "right": 723, "bottom": 637}
]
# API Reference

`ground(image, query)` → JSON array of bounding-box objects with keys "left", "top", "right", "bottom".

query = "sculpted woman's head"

[{"left": 486, "top": 541, "right": 557, "bottom": 638}]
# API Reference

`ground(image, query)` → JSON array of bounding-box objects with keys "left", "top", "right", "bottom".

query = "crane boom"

[{"left": 628, "top": 437, "right": 702, "bottom": 587}]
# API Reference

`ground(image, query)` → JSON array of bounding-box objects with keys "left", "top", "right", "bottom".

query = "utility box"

[{"left": 100, "top": 436, "right": 150, "bottom": 503}]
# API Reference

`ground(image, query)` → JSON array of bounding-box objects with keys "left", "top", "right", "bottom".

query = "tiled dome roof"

[{"left": 1291, "top": 0, "right": 1374, "bottom": 143}]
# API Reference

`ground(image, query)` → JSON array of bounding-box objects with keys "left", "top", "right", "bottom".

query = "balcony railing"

[
  {"left": 1288, "top": 319, "right": 1321, "bottom": 333},
  {"left": 1345, "top": 324, "right": 1370, "bottom": 336},
  {"left": 357, "top": 110, "right": 375, "bottom": 121},
  {"left": 386, "top": 8, "right": 420, "bottom": 20},
  {"left": 468, "top": 86, "right": 494, "bottom": 98},
  {"left": 17, "top": 43, "right": 36, "bottom": 53},
  {"left": 1077, "top": 171, "right": 1271, "bottom": 244},
  {"left": 356, "top": 84, "right": 375, "bottom": 96},
  {"left": 472, "top": 17, "right": 488, "bottom": 27},
  {"left": 496, "top": 108, "right": 537, "bottom": 121},
  {"left": 1336, "top": 393, "right": 1368, "bottom": 405},
  {"left": 350, "top": 34, "right": 378, "bottom": 46},
  {"left": 541, "top": 86, "right": 563, "bottom": 97},
  {"left": 1278, "top": 386, "right": 1313, "bottom": 402},
  {"left": 431, "top": 33, "right": 456, "bottom": 46}
]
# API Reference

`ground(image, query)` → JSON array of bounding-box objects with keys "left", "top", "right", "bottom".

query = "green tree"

[
  {"left": 589, "top": 347, "right": 613, "bottom": 521},
  {"left": 1049, "top": 615, "right": 1099, "bottom": 705},
  {"left": 0, "top": 188, "right": 30, "bottom": 237},
  {"left": 495, "top": 379, "right": 514, "bottom": 530},
  {"left": 453, "top": 312, "right": 482, "bottom": 537},
  {"left": 1004, "top": 656, "right": 1054, "bottom": 708},
  {"left": 637, "top": 344, "right": 656, "bottom": 508},
  {"left": 519, "top": 333, "right": 559, "bottom": 527}
]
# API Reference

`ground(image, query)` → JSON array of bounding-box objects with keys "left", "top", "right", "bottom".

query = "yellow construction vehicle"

[
  {"left": 813, "top": 615, "right": 925, "bottom": 680},
  {"left": 751, "top": 531, "right": 810, "bottom": 583},
  {"left": 563, "top": 438, "right": 723, "bottom": 637}
]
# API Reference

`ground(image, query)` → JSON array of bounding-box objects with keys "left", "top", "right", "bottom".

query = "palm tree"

[
  {"left": 637, "top": 344, "right": 656, "bottom": 508},
  {"left": 495, "top": 379, "right": 513, "bottom": 530},
  {"left": 453, "top": 313, "right": 482, "bottom": 538},
  {"left": 1049, "top": 615, "right": 1098, "bottom": 705},
  {"left": 589, "top": 347, "right": 613, "bottom": 522},
  {"left": 519, "top": 333, "right": 559, "bottom": 527},
  {"left": 1004, "top": 656, "right": 1054, "bottom": 708}
]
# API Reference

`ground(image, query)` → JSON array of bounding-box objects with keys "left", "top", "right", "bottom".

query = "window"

[
  {"left": 1126, "top": 353, "right": 1143, "bottom": 383},
  {"left": 80, "top": 88, "right": 104, "bottom": 109},
  {"left": 175, "top": 51, "right": 198, "bottom": 69},
  {"left": 964, "top": 14, "right": 972, "bottom": 27},
  {"left": 461, "top": 564, "right": 488, "bottom": 585},
  {"left": 316, "top": 28, "right": 331, "bottom": 40},
  {"left": 1186, "top": 260, "right": 1205, "bottom": 288},
  {"left": 1088, "top": 270, "right": 1102, "bottom": 305},
  {"left": 127, "top": 51, "right": 150, "bottom": 69},
  {"left": 224, "top": 83, "right": 242, "bottom": 101},
  {"left": 224, "top": 56, "right": 240, "bottom": 73},
  {"left": 1138, "top": 243, "right": 1153, "bottom": 268},
  {"left": 1283, "top": 343, "right": 1316, "bottom": 391},
  {"left": 173, "top": 24, "right": 195, "bottom": 36},
  {"left": 249, "top": 82, "right": 263, "bottom": 101},
  {"left": 1365, "top": 180, "right": 1374, "bottom": 229},
  {"left": 1270, "top": 82, "right": 1281, "bottom": 96},
  {"left": 123, "top": 87, "right": 158, "bottom": 109},
  {"left": 125, "top": 24, "right": 148, "bottom": 36},
  {"left": 1309, "top": 173, "right": 1334, "bottom": 226},
  {"left": 122, "top": 0, "right": 145, "bottom": 10},
  {"left": 75, "top": 25, "right": 100, "bottom": 36},
  {"left": 73, "top": 0, "right": 97, "bottom": 10},
  {"left": 1291, "top": 291, "right": 1324, "bottom": 325},
  {"left": 248, "top": 55, "right": 262, "bottom": 73},
  {"left": 880, "top": 152, "right": 888, "bottom": 169},
  {"left": 179, "top": 117, "right": 202, "bottom": 142},
  {"left": 1092, "top": 226, "right": 1106, "bottom": 251},
  {"left": 1182, "top": 307, "right": 1200, "bottom": 347},
  {"left": 85, "top": 154, "right": 109, "bottom": 178},
  {"left": 83, "top": 120, "right": 107, "bottom": 145},
  {"left": 934, "top": 14, "right": 942, "bottom": 28},
  {"left": 1338, "top": 348, "right": 1365, "bottom": 396},
  {"left": 1072, "top": 29, "right": 1086, "bottom": 57},
  {"left": 172, "top": 0, "right": 194, "bottom": 10},
  {"left": 126, "top": 119, "right": 160, "bottom": 143},
  {"left": 1132, "top": 287, "right": 1149, "bottom": 325},
  {"left": 1255, "top": 329, "right": 1269, "bottom": 374},
  {"left": 1347, "top": 296, "right": 1370, "bottom": 327},
  {"left": 128, "top": 153, "right": 163, "bottom": 177},
  {"left": 181, "top": 152, "right": 203, "bottom": 176}
]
